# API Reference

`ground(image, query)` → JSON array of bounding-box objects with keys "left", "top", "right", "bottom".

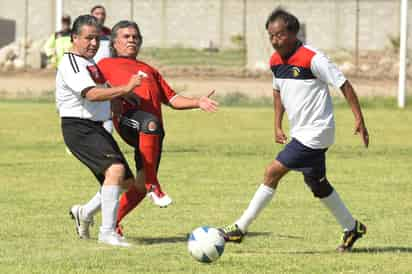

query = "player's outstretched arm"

[
  {"left": 340, "top": 80, "right": 369, "bottom": 148},
  {"left": 83, "top": 75, "right": 142, "bottom": 102},
  {"left": 169, "top": 90, "right": 218, "bottom": 112},
  {"left": 274, "top": 90, "right": 287, "bottom": 144}
]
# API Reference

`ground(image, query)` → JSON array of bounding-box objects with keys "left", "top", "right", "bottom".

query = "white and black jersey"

[
  {"left": 56, "top": 52, "right": 110, "bottom": 122},
  {"left": 56, "top": 52, "right": 133, "bottom": 183}
]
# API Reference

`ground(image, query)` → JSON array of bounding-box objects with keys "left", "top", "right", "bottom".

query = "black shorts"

[
  {"left": 61, "top": 117, "right": 134, "bottom": 184},
  {"left": 276, "top": 138, "right": 328, "bottom": 178}
]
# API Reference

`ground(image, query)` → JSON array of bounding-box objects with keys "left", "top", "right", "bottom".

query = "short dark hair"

[
  {"left": 265, "top": 8, "right": 300, "bottom": 34},
  {"left": 110, "top": 20, "right": 143, "bottom": 56},
  {"left": 90, "top": 5, "right": 105, "bottom": 14},
  {"left": 71, "top": 15, "right": 100, "bottom": 42}
]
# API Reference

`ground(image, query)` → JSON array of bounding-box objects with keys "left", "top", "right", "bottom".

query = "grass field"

[
  {"left": 139, "top": 47, "right": 246, "bottom": 67},
  {"left": 1, "top": 98, "right": 412, "bottom": 273}
]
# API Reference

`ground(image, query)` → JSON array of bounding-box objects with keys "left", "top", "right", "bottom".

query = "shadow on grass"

[
  {"left": 131, "top": 235, "right": 188, "bottom": 245},
  {"left": 275, "top": 246, "right": 412, "bottom": 255},
  {"left": 351, "top": 246, "right": 412, "bottom": 253},
  {"left": 130, "top": 231, "right": 274, "bottom": 245}
]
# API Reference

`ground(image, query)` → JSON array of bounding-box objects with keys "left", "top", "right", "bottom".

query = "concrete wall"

[
  {"left": 0, "top": 0, "right": 410, "bottom": 69},
  {"left": 0, "top": 0, "right": 245, "bottom": 48},
  {"left": 246, "top": 0, "right": 412, "bottom": 69}
]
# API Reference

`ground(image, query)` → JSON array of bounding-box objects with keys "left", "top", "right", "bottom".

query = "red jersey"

[{"left": 97, "top": 57, "right": 177, "bottom": 122}]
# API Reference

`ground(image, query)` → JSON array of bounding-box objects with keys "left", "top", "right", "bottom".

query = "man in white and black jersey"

[
  {"left": 56, "top": 15, "right": 145, "bottom": 247},
  {"left": 220, "top": 8, "right": 369, "bottom": 252}
]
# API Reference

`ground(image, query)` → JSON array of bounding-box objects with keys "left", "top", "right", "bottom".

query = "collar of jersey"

[{"left": 281, "top": 40, "right": 303, "bottom": 63}]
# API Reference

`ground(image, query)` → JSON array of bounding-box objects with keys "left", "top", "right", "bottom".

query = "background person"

[
  {"left": 43, "top": 14, "right": 72, "bottom": 68},
  {"left": 90, "top": 4, "right": 113, "bottom": 133}
]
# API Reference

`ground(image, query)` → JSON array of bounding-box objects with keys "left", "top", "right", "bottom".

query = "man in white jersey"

[
  {"left": 56, "top": 15, "right": 145, "bottom": 247},
  {"left": 90, "top": 5, "right": 113, "bottom": 133},
  {"left": 220, "top": 8, "right": 369, "bottom": 252}
]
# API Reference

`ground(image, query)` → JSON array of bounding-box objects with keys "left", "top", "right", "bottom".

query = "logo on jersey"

[
  {"left": 87, "top": 65, "right": 105, "bottom": 84},
  {"left": 291, "top": 67, "right": 301, "bottom": 78}
]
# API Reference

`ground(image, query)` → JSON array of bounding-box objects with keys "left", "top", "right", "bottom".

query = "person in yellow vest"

[{"left": 43, "top": 15, "right": 72, "bottom": 68}]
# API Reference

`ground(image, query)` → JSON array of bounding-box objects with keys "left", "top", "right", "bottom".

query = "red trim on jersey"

[
  {"left": 270, "top": 45, "right": 316, "bottom": 69},
  {"left": 86, "top": 64, "right": 105, "bottom": 84}
]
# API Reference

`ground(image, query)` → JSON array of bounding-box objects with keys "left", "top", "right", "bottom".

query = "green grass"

[
  {"left": 1, "top": 101, "right": 412, "bottom": 273},
  {"left": 139, "top": 47, "right": 246, "bottom": 67}
]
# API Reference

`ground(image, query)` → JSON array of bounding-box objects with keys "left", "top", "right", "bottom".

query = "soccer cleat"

[
  {"left": 69, "top": 205, "right": 93, "bottom": 239},
  {"left": 98, "top": 230, "right": 131, "bottom": 247},
  {"left": 147, "top": 186, "right": 172, "bottom": 208},
  {"left": 337, "top": 221, "right": 367, "bottom": 252},
  {"left": 218, "top": 224, "right": 245, "bottom": 243}
]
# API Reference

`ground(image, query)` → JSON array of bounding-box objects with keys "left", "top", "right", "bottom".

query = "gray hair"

[
  {"left": 71, "top": 15, "right": 100, "bottom": 42},
  {"left": 110, "top": 20, "right": 143, "bottom": 57}
]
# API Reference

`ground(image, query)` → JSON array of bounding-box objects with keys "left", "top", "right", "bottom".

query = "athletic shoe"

[
  {"left": 98, "top": 230, "right": 131, "bottom": 247},
  {"left": 147, "top": 186, "right": 172, "bottom": 207},
  {"left": 219, "top": 224, "right": 245, "bottom": 243},
  {"left": 69, "top": 205, "right": 93, "bottom": 239},
  {"left": 337, "top": 221, "right": 367, "bottom": 252}
]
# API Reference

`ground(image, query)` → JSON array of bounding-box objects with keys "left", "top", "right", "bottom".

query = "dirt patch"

[{"left": 0, "top": 68, "right": 401, "bottom": 98}]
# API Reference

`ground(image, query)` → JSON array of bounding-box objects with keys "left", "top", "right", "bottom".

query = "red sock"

[
  {"left": 139, "top": 132, "right": 164, "bottom": 195},
  {"left": 116, "top": 184, "right": 145, "bottom": 226}
]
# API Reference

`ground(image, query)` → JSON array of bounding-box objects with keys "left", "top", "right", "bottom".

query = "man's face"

[
  {"left": 267, "top": 19, "right": 296, "bottom": 57},
  {"left": 91, "top": 7, "right": 106, "bottom": 26},
  {"left": 113, "top": 27, "right": 142, "bottom": 58},
  {"left": 72, "top": 25, "right": 100, "bottom": 59}
]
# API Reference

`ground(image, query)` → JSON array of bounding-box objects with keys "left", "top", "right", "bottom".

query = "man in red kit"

[{"left": 98, "top": 20, "right": 218, "bottom": 233}]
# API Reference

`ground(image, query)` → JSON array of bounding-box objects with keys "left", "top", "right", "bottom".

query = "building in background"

[{"left": 0, "top": 0, "right": 411, "bottom": 70}]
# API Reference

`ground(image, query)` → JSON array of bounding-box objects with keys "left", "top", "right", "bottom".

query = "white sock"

[
  {"left": 100, "top": 185, "right": 122, "bottom": 233},
  {"left": 81, "top": 190, "right": 101, "bottom": 220},
  {"left": 321, "top": 190, "right": 356, "bottom": 231},
  {"left": 235, "top": 184, "right": 275, "bottom": 233}
]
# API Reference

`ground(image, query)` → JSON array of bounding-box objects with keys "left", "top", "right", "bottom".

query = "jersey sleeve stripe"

[{"left": 68, "top": 53, "right": 80, "bottom": 73}]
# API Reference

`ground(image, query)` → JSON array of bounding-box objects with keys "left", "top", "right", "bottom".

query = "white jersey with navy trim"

[
  {"left": 270, "top": 44, "right": 346, "bottom": 149},
  {"left": 56, "top": 53, "right": 110, "bottom": 122}
]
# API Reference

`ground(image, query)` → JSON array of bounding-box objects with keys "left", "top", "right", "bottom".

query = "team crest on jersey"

[
  {"left": 87, "top": 65, "right": 105, "bottom": 84},
  {"left": 291, "top": 67, "right": 301, "bottom": 78}
]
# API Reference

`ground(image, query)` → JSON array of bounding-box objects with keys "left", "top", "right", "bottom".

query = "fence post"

[{"left": 398, "top": 0, "right": 408, "bottom": 108}]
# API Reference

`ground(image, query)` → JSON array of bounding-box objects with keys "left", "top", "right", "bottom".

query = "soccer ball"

[{"left": 187, "top": 226, "right": 225, "bottom": 263}]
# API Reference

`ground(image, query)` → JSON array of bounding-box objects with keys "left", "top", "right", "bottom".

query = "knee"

[
  {"left": 142, "top": 118, "right": 161, "bottom": 135},
  {"left": 264, "top": 165, "right": 277, "bottom": 179},
  {"left": 264, "top": 163, "right": 283, "bottom": 188},
  {"left": 105, "top": 163, "right": 126, "bottom": 184},
  {"left": 303, "top": 175, "right": 334, "bottom": 198}
]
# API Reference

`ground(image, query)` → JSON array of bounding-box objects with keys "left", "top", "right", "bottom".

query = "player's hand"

[
  {"left": 199, "top": 90, "right": 218, "bottom": 112},
  {"left": 354, "top": 119, "right": 369, "bottom": 148},
  {"left": 275, "top": 128, "right": 287, "bottom": 144},
  {"left": 125, "top": 74, "right": 143, "bottom": 93}
]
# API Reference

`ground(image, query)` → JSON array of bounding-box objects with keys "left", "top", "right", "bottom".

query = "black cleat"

[
  {"left": 219, "top": 224, "right": 245, "bottom": 243},
  {"left": 337, "top": 221, "right": 367, "bottom": 252}
]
